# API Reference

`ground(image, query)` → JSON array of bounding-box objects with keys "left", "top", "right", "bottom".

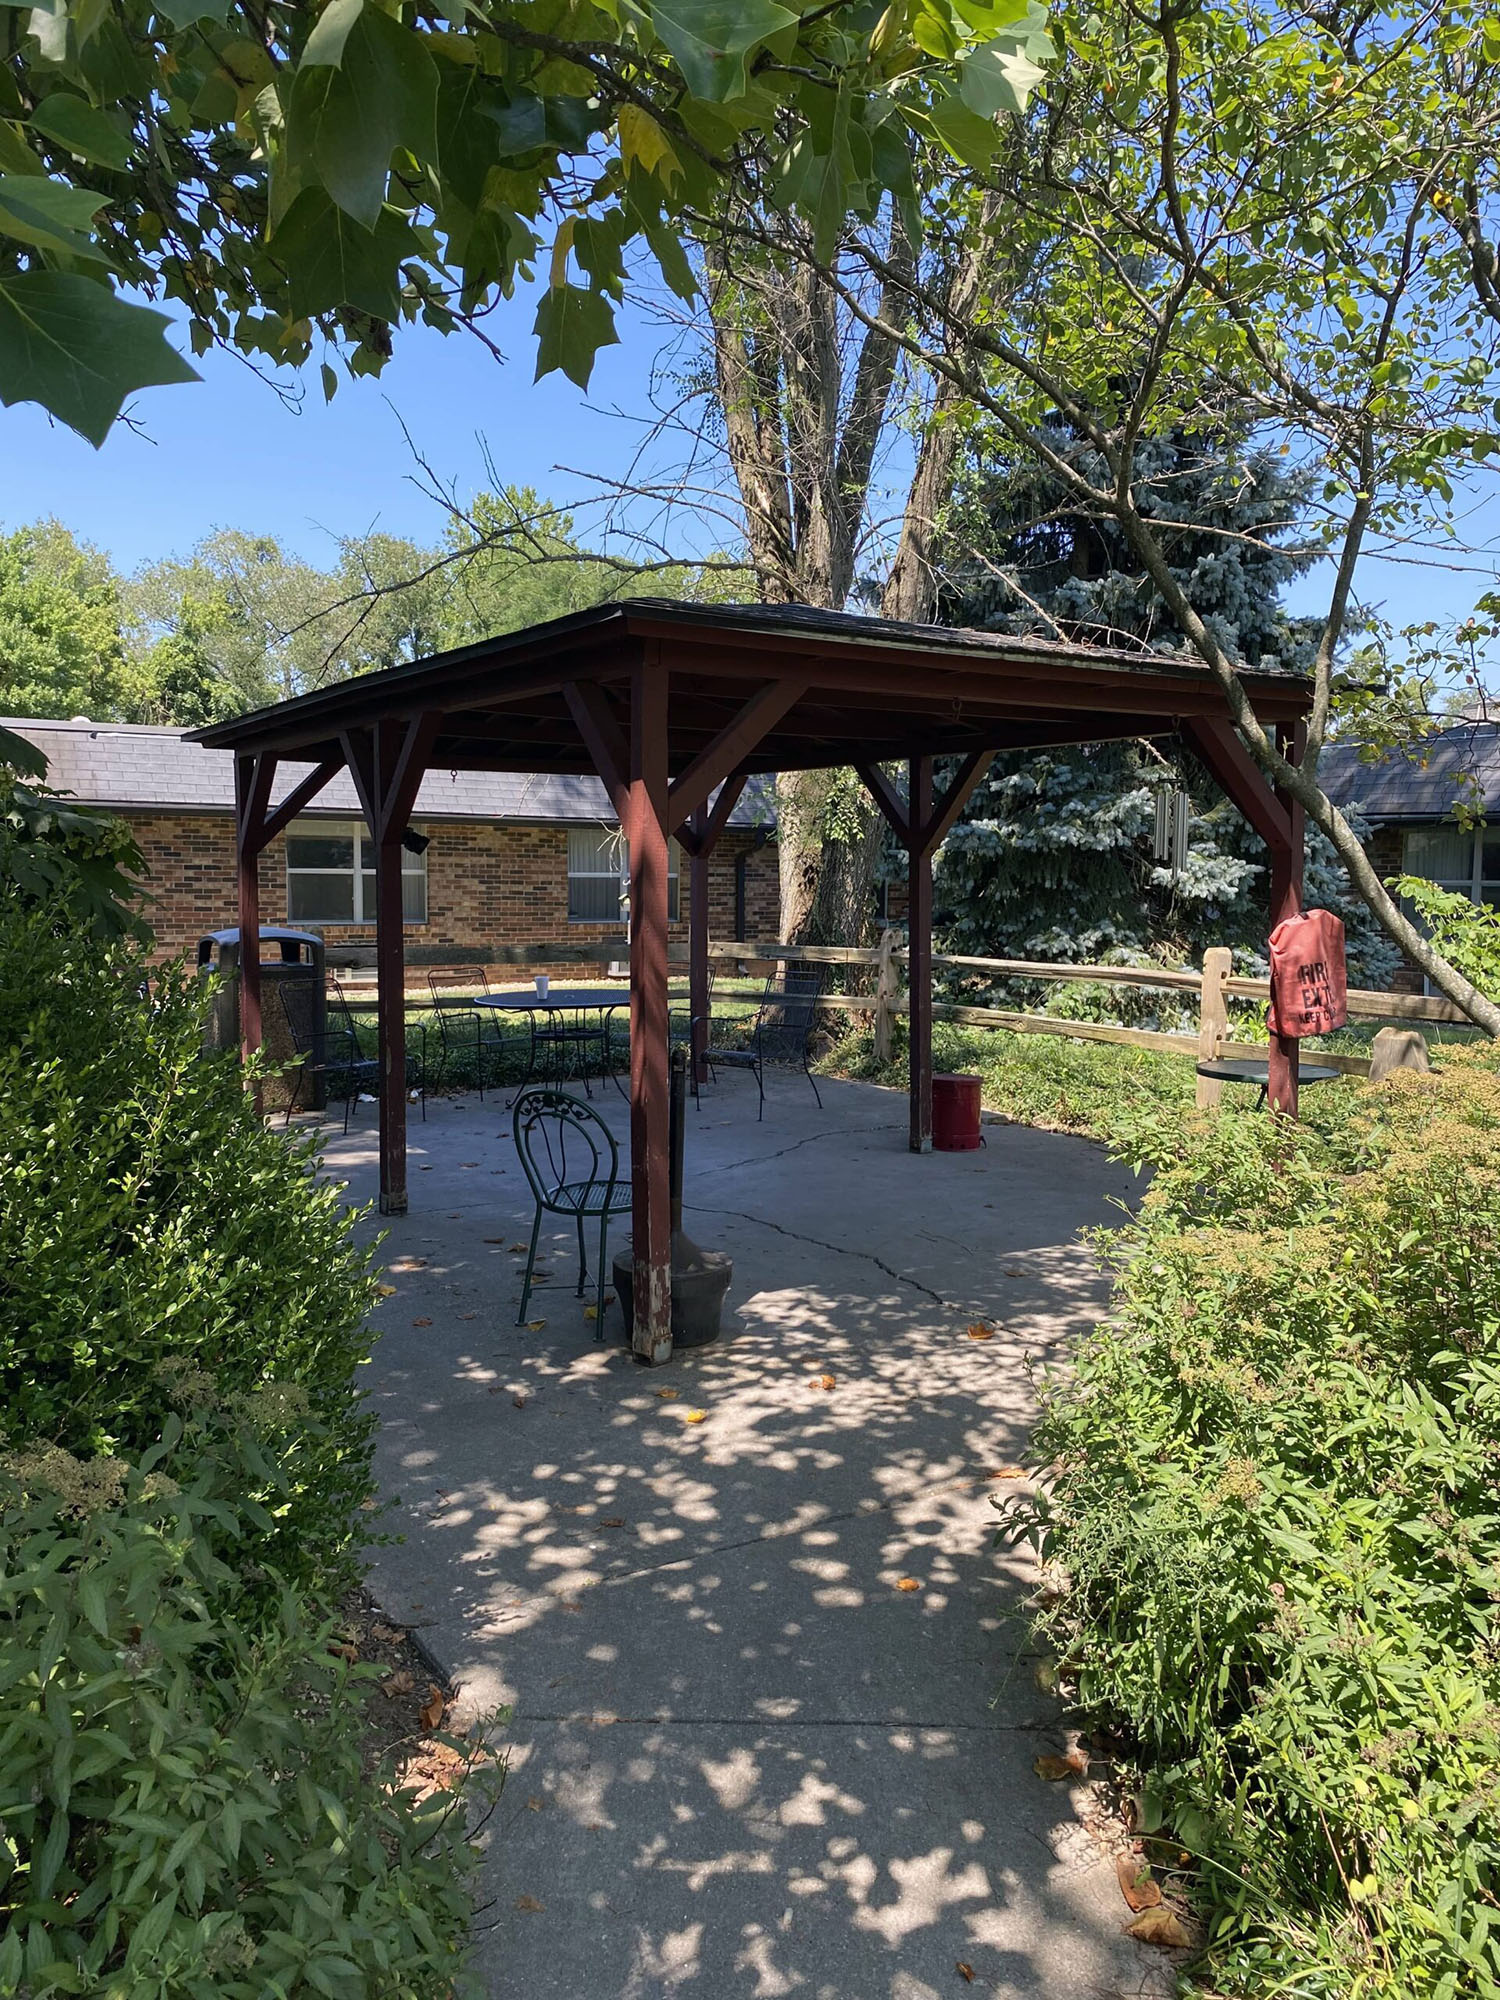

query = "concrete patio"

[{"left": 318, "top": 1071, "right": 1167, "bottom": 2000}]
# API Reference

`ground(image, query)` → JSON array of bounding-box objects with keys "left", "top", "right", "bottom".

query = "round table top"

[
  {"left": 473, "top": 986, "right": 629, "bottom": 1012},
  {"left": 1195, "top": 1057, "right": 1342, "bottom": 1084}
]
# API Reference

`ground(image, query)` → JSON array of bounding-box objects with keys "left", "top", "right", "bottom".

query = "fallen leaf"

[
  {"left": 598, "top": 1515, "right": 625, "bottom": 1528},
  {"left": 811, "top": 1373, "right": 836, "bottom": 1391},
  {"left": 525, "top": 1796, "right": 544, "bottom": 1812},
  {"left": 460, "top": 1312, "right": 477, "bottom": 1321},
  {"left": 584, "top": 1306, "right": 598, "bottom": 1320},
  {"left": 412, "top": 1317, "right": 432, "bottom": 1327},
  {"left": 419, "top": 1686, "right": 445, "bottom": 1730},
  {"left": 896, "top": 1577, "right": 922, "bottom": 1593},
  {"left": 377, "top": 1284, "right": 398, "bottom": 1298},
  {"left": 957, "top": 1965, "right": 975, "bottom": 1985},
  {"left": 655, "top": 1388, "right": 681, "bottom": 1401},
  {"left": 483, "top": 1237, "right": 507, "bottom": 1244},
  {"left": 989, "top": 1466, "right": 1027, "bottom": 1480},
  {"left": 390, "top": 1257, "right": 428, "bottom": 1271},
  {"left": 1116, "top": 1854, "right": 1163, "bottom": 1912},
  {"left": 371, "top": 1624, "right": 403, "bottom": 1644},
  {"left": 508, "top": 1243, "right": 528, "bottom": 1253},
  {"left": 327, "top": 1639, "right": 358, "bottom": 1664},
  {"left": 460, "top": 1162, "right": 479, "bottom": 1169},
  {"left": 515, "top": 1894, "right": 545, "bottom": 1913},
  {"left": 1003, "top": 1265, "right": 1024, "bottom": 1277},
  {"left": 684, "top": 1409, "right": 707, "bottom": 1424},
  {"left": 512, "top": 1395, "right": 527, "bottom": 1410},
  {"left": 526, "top": 1319, "right": 547, "bottom": 1331},
  {"left": 1125, "top": 1906, "right": 1190, "bottom": 1948},
  {"left": 382, "top": 1669, "right": 415, "bottom": 1696},
  {"left": 1034, "top": 1748, "right": 1089, "bottom": 1781},
  {"left": 966, "top": 1323, "right": 995, "bottom": 1341}
]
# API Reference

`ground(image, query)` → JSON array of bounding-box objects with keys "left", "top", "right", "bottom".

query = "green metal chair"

[{"left": 511, "top": 1087, "right": 631, "bottom": 1338}]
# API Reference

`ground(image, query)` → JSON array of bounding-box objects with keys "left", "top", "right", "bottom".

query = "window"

[
  {"left": 1403, "top": 825, "right": 1500, "bottom": 911},
  {"left": 285, "top": 820, "right": 427, "bottom": 925},
  {"left": 567, "top": 827, "right": 679, "bottom": 922}
]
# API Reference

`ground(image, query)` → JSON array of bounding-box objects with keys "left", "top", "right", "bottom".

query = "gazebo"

[{"left": 193, "top": 599, "right": 1313, "bottom": 1363}]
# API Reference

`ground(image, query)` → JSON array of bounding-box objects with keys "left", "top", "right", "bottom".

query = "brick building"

[
  {"left": 1324, "top": 720, "right": 1500, "bottom": 992},
  {"left": 11, "top": 717, "right": 779, "bottom": 968}
]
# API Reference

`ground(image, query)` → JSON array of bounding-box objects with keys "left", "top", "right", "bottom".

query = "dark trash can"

[
  {"left": 198, "top": 927, "right": 327, "bottom": 1111},
  {"left": 932, "top": 1072, "right": 982, "bottom": 1151}
]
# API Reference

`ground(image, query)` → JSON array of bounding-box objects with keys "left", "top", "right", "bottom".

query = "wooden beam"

[
  {"left": 675, "top": 773, "right": 748, "bottom": 857},
  {"left": 913, "top": 750, "right": 995, "bottom": 858},
  {"left": 565, "top": 679, "right": 631, "bottom": 821},
  {"left": 1266, "top": 721, "right": 1306, "bottom": 1118},
  {"left": 1183, "top": 716, "right": 1292, "bottom": 851},
  {"left": 627, "top": 653, "right": 673, "bottom": 1364},
  {"left": 235, "top": 751, "right": 276, "bottom": 853},
  {"left": 257, "top": 757, "right": 342, "bottom": 848},
  {"left": 665, "top": 679, "right": 806, "bottom": 826},
  {"left": 855, "top": 760, "right": 911, "bottom": 841},
  {"left": 234, "top": 754, "right": 268, "bottom": 1066},
  {"left": 908, "top": 755, "right": 934, "bottom": 1153}
]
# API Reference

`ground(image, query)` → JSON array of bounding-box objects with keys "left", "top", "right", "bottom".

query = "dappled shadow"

[{"left": 319, "top": 1080, "right": 1167, "bottom": 2000}]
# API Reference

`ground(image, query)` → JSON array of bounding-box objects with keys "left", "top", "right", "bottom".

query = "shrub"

[
  {"left": 0, "top": 1420, "right": 484, "bottom": 2000},
  {"left": 0, "top": 900, "right": 378, "bottom": 1594},
  {"left": 1020, "top": 1049, "right": 1500, "bottom": 1996},
  {"left": 1397, "top": 876, "right": 1500, "bottom": 1004}
]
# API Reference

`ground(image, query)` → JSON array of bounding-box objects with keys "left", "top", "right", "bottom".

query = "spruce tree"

[{"left": 929, "top": 415, "right": 1400, "bottom": 1002}]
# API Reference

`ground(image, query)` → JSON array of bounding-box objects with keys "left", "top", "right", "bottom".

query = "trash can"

[
  {"left": 932, "top": 1072, "right": 982, "bottom": 1151},
  {"left": 198, "top": 927, "right": 327, "bottom": 1112}
]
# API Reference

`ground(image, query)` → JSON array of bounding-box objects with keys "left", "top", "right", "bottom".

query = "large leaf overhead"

[{"left": 0, "top": 0, "right": 1053, "bottom": 443}]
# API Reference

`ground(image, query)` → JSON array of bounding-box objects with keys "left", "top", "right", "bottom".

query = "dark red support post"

[
  {"left": 907, "top": 755, "right": 934, "bottom": 1153},
  {"left": 628, "top": 653, "right": 673, "bottom": 1364},
  {"left": 688, "top": 811, "right": 711, "bottom": 1088},
  {"left": 1267, "top": 723, "right": 1306, "bottom": 1117},
  {"left": 234, "top": 752, "right": 276, "bottom": 1066}
]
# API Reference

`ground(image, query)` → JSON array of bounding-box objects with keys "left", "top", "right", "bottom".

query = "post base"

[{"left": 613, "top": 1231, "right": 733, "bottom": 1350}]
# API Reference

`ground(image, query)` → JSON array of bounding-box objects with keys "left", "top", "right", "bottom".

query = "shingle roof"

[
  {"left": 4, "top": 716, "right": 772, "bottom": 829},
  {"left": 1321, "top": 722, "right": 1500, "bottom": 821}
]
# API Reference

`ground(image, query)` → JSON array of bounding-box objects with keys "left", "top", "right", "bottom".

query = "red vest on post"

[{"left": 1268, "top": 909, "right": 1348, "bottom": 1039}]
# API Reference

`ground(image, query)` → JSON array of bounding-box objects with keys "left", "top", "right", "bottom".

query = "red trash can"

[{"left": 932, "top": 1073, "right": 982, "bottom": 1151}]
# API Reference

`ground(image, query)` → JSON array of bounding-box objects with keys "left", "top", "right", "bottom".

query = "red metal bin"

[{"left": 932, "top": 1072, "right": 982, "bottom": 1151}]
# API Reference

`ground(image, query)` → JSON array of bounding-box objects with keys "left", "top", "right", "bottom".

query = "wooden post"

[
  {"left": 907, "top": 755, "right": 934, "bottom": 1153},
  {"left": 1267, "top": 724, "right": 1306, "bottom": 1118},
  {"left": 689, "top": 811, "right": 711, "bottom": 1088},
  {"left": 874, "top": 926, "right": 898, "bottom": 1065},
  {"left": 234, "top": 755, "right": 264, "bottom": 1062},
  {"left": 1196, "top": 946, "right": 1231, "bottom": 1108},
  {"left": 375, "top": 823, "right": 409, "bottom": 1214},
  {"left": 628, "top": 655, "right": 673, "bottom": 1364}
]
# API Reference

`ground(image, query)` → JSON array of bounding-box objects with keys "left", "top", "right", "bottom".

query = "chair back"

[
  {"left": 277, "top": 978, "right": 319, "bottom": 1059},
  {"left": 756, "top": 960, "right": 825, "bottom": 1053},
  {"left": 513, "top": 1087, "right": 621, "bottom": 1208}
]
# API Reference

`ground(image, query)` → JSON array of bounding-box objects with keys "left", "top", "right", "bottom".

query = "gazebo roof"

[{"left": 192, "top": 597, "right": 1311, "bottom": 773}]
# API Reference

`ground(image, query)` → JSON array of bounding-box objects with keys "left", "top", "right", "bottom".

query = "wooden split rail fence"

[{"left": 334, "top": 935, "right": 1469, "bottom": 1107}]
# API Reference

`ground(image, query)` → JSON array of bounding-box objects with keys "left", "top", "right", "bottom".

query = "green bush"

[
  {"left": 1021, "top": 1049, "right": 1500, "bottom": 1996},
  {"left": 0, "top": 901, "right": 378, "bottom": 1594},
  {"left": 0, "top": 1420, "right": 483, "bottom": 2000},
  {"left": 1397, "top": 876, "right": 1500, "bottom": 1004}
]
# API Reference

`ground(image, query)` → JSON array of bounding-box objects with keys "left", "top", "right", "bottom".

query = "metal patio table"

[
  {"left": 474, "top": 986, "right": 629, "bottom": 1098},
  {"left": 1196, "top": 1056, "right": 1342, "bottom": 1108}
]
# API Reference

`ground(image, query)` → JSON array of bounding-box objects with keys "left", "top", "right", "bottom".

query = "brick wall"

[
  {"left": 128, "top": 812, "right": 779, "bottom": 970},
  {"left": 1365, "top": 823, "right": 1424, "bottom": 993}
]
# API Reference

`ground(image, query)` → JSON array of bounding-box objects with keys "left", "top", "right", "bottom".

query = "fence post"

[
  {"left": 874, "top": 927, "right": 899, "bottom": 1064},
  {"left": 1196, "top": 946, "right": 1231, "bottom": 1108}
]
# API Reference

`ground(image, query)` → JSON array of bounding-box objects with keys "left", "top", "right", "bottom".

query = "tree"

[
  {"left": 766, "top": 0, "right": 1500, "bottom": 1030},
  {"left": 0, "top": 519, "right": 139, "bottom": 720},
  {"left": 0, "top": 0, "right": 1039, "bottom": 445}
]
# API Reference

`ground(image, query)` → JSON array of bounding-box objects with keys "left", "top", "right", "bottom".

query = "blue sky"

[{"left": 3, "top": 281, "right": 1495, "bottom": 669}]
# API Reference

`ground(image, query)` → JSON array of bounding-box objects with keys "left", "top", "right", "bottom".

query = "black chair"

[
  {"left": 426, "top": 972, "right": 482, "bottom": 1096},
  {"left": 668, "top": 971, "right": 716, "bottom": 1106},
  {"left": 511, "top": 1087, "right": 631, "bottom": 1336},
  {"left": 327, "top": 976, "right": 426, "bottom": 1133},
  {"left": 716, "top": 961, "right": 825, "bottom": 1119}
]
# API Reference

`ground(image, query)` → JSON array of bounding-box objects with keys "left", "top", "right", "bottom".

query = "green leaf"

[
  {"left": 532, "top": 282, "right": 618, "bottom": 391},
  {"left": 27, "top": 94, "right": 132, "bottom": 169},
  {"left": 0, "top": 271, "right": 198, "bottom": 445},
  {"left": 647, "top": 0, "right": 799, "bottom": 101},
  {"left": 284, "top": 4, "right": 438, "bottom": 229},
  {"left": 270, "top": 188, "right": 417, "bottom": 320},
  {"left": 0, "top": 174, "right": 106, "bottom": 259},
  {"left": 959, "top": 36, "right": 1047, "bottom": 118},
  {"left": 151, "top": 0, "right": 232, "bottom": 22},
  {"left": 926, "top": 91, "right": 1005, "bottom": 165}
]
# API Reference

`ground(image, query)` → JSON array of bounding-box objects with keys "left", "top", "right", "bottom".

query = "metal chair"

[
  {"left": 328, "top": 976, "right": 426, "bottom": 1132},
  {"left": 511, "top": 1087, "right": 631, "bottom": 1337},
  {"left": 426, "top": 972, "right": 481, "bottom": 1096},
  {"left": 716, "top": 960, "right": 825, "bottom": 1119},
  {"left": 668, "top": 971, "right": 716, "bottom": 1106}
]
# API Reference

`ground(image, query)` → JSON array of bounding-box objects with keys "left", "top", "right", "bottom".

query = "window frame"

[
  {"left": 566, "top": 825, "right": 680, "bottom": 924},
  {"left": 1402, "top": 823, "right": 1500, "bottom": 909},
  {"left": 284, "top": 818, "right": 427, "bottom": 927}
]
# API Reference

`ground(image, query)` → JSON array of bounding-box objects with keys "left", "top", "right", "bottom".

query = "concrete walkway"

[{"left": 319, "top": 1074, "right": 1165, "bottom": 2000}]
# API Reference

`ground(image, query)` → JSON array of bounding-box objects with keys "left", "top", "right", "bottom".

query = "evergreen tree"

[{"left": 929, "top": 415, "right": 1401, "bottom": 1000}]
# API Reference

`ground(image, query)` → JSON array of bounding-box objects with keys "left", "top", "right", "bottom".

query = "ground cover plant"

[
  {"left": 0, "top": 783, "right": 490, "bottom": 1994},
  {"left": 1016, "top": 1049, "right": 1500, "bottom": 1997}
]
